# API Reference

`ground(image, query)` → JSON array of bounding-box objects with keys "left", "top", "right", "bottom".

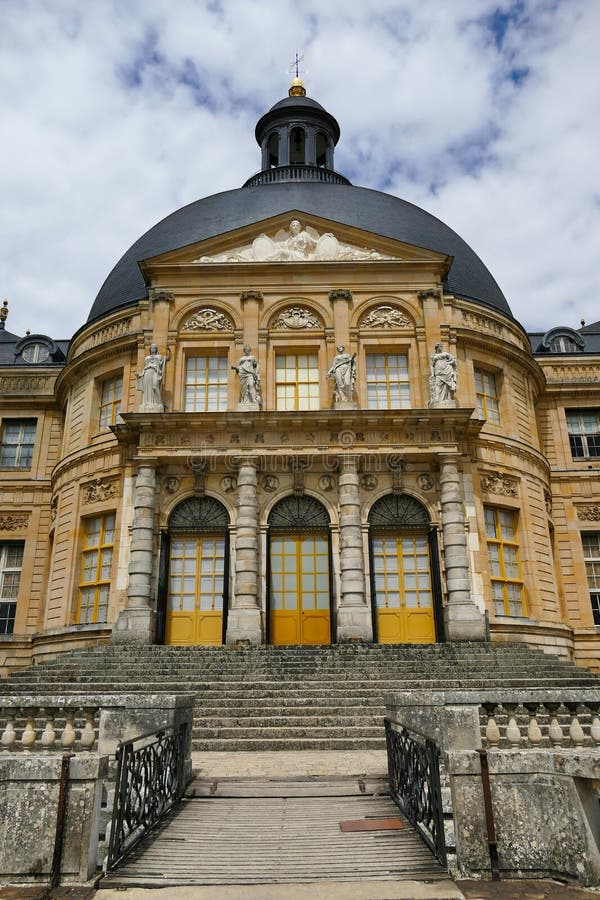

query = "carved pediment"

[{"left": 193, "top": 220, "right": 399, "bottom": 264}]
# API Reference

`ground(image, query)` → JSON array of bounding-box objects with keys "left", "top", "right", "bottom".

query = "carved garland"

[
  {"left": 480, "top": 472, "right": 519, "bottom": 497},
  {"left": 83, "top": 478, "right": 120, "bottom": 505},
  {"left": 271, "top": 306, "right": 323, "bottom": 330},
  {"left": 360, "top": 305, "right": 410, "bottom": 329},
  {"left": 577, "top": 506, "right": 600, "bottom": 522},
  {"left": 0, "top": 514, "right": 29, "bottom": 531}
]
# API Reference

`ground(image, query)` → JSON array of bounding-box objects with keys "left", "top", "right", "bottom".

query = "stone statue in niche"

[
  {"left": 196, "top": 219, "right": 395, "bottom": 263},
  {"left": 429, "top": 342, "right": 457, "bottom": 406},
  {"left": 327, "top": 345, "right": 357, "bottom": 407},
  {"left": 232, "top": 345, "right": 261, "bottom": 409},
  {"left": 136, "top": 345, "right": 168, "bottom": 411}
]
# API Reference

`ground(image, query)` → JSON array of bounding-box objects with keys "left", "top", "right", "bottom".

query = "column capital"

[
  {"left": 150, "top": 289, "right": 175, "bottom": 305},
  {"left": 240, "top": 290, "right": 263, "bottom": 305},
  {"left": 329, "top": 289, "right": 353, "bottom": 303}
]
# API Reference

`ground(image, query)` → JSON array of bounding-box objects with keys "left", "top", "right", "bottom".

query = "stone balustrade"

[
  {"left": 1, "top": 702, "right": 98, "bottom": 752},
  {"left": 482, "top": 697, "right": 600, "bottom": 748}
]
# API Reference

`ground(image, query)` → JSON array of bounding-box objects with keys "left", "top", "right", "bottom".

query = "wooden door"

[
  {"left": 166, "top": 535, "right": 225, "bottom": 646},
  {"left": 270, "top": 534, "right": 330, "bottom": 645},
  {"left": 372, "top": 533, "right": 435, "bottom": 644}
]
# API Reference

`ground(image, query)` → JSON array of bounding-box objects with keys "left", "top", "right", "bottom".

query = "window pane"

[{"left": 0, "top": 419, "right": 37, "bottom": 468}]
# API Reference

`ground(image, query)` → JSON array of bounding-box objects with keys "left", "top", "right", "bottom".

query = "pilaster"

[
  {"left": 112, "top": 462, "right": 157, "bottom": 644},
  {"left": 439, "top": 453, "right": 486, "bottom": 641}
]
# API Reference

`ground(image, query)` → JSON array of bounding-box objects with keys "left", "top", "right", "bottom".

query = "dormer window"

[
  {"left": 540, "top": 327, "right": 585, "bottom": 354},
  {"left": 15, "top": 334, "right": 61, "bottom": 365}
]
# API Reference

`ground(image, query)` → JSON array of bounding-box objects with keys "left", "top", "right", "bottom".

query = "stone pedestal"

[
  {"left": 429, "top": 399, "right": 459, "bottom": 409},
  {"left": 336, "top": 456, "right": 373, "bottom": 642},
  {"left": 333, "top": 400, "right": 358, "bottom": 411},
  {"left": 439, "top": 454, "right": 486, "bottom": 641},
  {"left": 237, "top": 401, "right": 260, "bottom": 412},
  {"left": 226, "top": 459, "right": 262, "bottom": 645},
  {"left": 113, "top": 464, "right": 157, "bottom": 644}
]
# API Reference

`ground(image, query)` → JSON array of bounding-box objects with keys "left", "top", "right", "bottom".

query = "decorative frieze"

[
  {"left": 270, "top": 307, "right": 322, "bottom": 330},
  {"left": 0, "top": 514, "right": 29, "bottom": 531},
  {"left": 461, "top": 310, "right": 505, "bottom": 338},
  {"left": 360, "top": 305, "right": 410, "bottom": 328},
  {"left": 545, "top": 364, "right": 600, "bottom": 383},
  {"left": 82, "top": 477, "right": 119, "bottom": 505},
  {"left": 480, "top": 472, "right": 519, "bottom": 497},
  {"left": 78, "top": 317, "right": 134, "bottom": 354},
  {"left": 182, "top": 308, "right": 233, "bottom": 332},
  {"left": 0, "top": 375, "right": 51, "bottom": 393},
  {"left": 577, "top": 505, "right": 600, "bottom": 522}
]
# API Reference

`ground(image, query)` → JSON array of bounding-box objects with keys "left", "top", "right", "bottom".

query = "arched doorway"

[
  {"left": 368, "top": 494, "right": 439, "bottom": 644},
  {"left": 268, "top": 495, "right": 331, "bottom": 646},
  {"left": 162, "top": 496, "right": 229, "bottom": 646}
]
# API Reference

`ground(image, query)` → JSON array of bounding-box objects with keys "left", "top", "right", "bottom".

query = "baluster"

[
  {"left": 547, "top": 704, "right": 563, "bottom": 746},
  {"left": 590, "top": 714, "right": 600, "bottom": 744},
  {"left": 568, "top": 705, "right": 585, "bottom": 746},
  {"left": 525, "top": 704, "right": 543, "bottom": 745},
  {"left": 506, "top": 706, "right": 521, "bottom": 745},
  {"left": 40, "top": 708, "right": 57, "bottom": 751},
  {"left": 1, "top": 712, "right": 17, "bottom": 751},
  {"left": 80, "top": 708, "right": 96, "bottom": 750},
  {"left": 61, "top": 709, "right": 76, "bottom": 749},
  {"left": 484, "top": 705, "right": 500, "bottom": 746},
  {"left": 21, "top": 709, "right": 37, "bottom": 752}
]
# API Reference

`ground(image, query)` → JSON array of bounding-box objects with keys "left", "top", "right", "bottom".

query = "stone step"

[
  {"left": 186, "top": 775, "right": 390, "bottom": 798},
  {"left": 190, "top": 725, "right": 384, "bottom": 739},
  {"left": 191, "top": 737, "right": 387, "bottom": 751},
  {"left": 191, "top": 715, "right": 383, "bottom": 730}
]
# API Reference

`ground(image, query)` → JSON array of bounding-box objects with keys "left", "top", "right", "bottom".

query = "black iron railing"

[
  {"left": 107, "top": 722, "right": 188, "bottom": 870},
  {"left": 384, "top": 718, "right": 446, "bottom": 866}
]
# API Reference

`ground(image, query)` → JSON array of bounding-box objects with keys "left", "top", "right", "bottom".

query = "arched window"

[
  {"left": 549, "top": 335, "right": 579, "bottom": 353},
  {"left": 368, "top": 494, "right": 437, "bottom": 644},
  {"left": 267, "top": 132, "right": 279, "bottom": 167},
  {"left": 316, "top": 131, "right": 328, "bottom": 167},
  {"left": 163, "top": 497, "right": 229, "bottom": 647},
  {"left": 268, "top": 495, "right": 331, "bottom": 646},
  {"left": 289, "top": 127, "right": 306, "bottom": 164}
]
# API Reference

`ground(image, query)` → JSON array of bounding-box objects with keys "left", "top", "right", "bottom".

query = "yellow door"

[
  {"left": 372, "top": 533, "right": 435, "bottom": 644},
  {"left": 166, "top": 535, "right": 225, "bottom": 646},
  {"left": 270, "top": 534, "right": 330, "bottom": 645}
]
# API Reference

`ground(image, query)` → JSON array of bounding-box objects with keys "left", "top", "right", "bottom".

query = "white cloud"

[{"left": 0, "top": 0, "right": 598, "bottom": 338}]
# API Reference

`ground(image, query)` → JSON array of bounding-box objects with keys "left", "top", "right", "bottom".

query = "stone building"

[{"left": 1, "top": 79, "right": 599, "bottom": 674}]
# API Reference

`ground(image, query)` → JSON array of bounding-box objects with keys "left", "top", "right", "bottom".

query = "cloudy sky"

[{"left": 1, "top": 0, "right": 598, "bottom": 339}]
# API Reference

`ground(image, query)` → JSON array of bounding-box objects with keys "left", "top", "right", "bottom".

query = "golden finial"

[
  {"left": 0, "top": 299, "right": 8, "bottom": 330},
  {"left": 288, "top": 52, "right": 306, "bottom": 97}
]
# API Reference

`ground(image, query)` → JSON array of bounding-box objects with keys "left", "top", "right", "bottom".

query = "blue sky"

[{"left": 0, "top": 0, "right": 598, "bottom": 337}]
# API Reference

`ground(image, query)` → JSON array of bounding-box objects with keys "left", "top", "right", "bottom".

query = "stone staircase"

[{"left": 2, "top": 642, "right": 599, "bottom": 750}]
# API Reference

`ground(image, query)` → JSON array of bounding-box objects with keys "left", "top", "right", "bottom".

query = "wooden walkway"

[{"left": 101, "top": 778, "right": 444, "bottom": 887}]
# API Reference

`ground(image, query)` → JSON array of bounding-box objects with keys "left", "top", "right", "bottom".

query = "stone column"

[
  {"left": 336, "top": 455, "right": 373, "bottom": 642},
  {"left": 439, "top": 453, "right": 486, "bottom": 641},
  {"left": 226, "top": 458, "right": 262, "bottom": 645},
  {"left": 112, "top": 462, "right": 157, "bottom": 644}
]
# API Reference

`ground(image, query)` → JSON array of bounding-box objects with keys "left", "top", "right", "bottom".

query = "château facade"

[{"left": 1, "top": 80, "right": 599, "bottom": 673}]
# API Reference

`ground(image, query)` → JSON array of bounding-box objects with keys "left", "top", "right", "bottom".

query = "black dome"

[{"left": 88, "top": 181, "right": 512, "bottom": 323}]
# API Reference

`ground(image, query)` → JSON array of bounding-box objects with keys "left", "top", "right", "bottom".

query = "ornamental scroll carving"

[
  {"left": 182, "top": 308, "right": 234, "bottom": 332},
  {"left": 480, "top": 472, "right": 518, "bottom": 497},
  {"left": 0, "top": 514, "right": 29, "bottom": 531},
  {"left": 360, "top": 305, "right": 410, "bottom": 328},
  {"left": 0, "top": 376, "right": 50, "bottom": 393},
  {"left": 271, "top": 307, "right": 322, "bottom": 330},
  {"left": 577, "top": 506, "right": 600, "bottom": 521},
  {"left": 83, "top": 478, "right": 119, "bottom": 505}
]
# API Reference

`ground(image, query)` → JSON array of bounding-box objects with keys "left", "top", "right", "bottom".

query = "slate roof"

[
  {"left": 528, "top": 322, "right": 600, "bottom": 355},
  {"left": 88, "top": 181, "right": 512, "bottom": 324}
]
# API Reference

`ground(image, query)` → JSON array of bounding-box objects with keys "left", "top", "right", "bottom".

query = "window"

[
  {"left": 22, "top": 342, "right": 50, "bottom": 363},
  {"left": 366, "top": 353, "right": 410, "bottom": 409},
  {"left": 98, "top": 375, "right": 122, "bottom": 429},
  {"left": 582, "top": 533, "right": 600, "bottom": 626},
  {"left": 77, "top": 513, "right": 115, "bottom": 624},
  {"left": 0, "top": 543, "right": 23, "bottom": 635},
  {"left": 566, "top": 410, "right": 600, "bottom": 459},
  {"left": 475, "top": 369, "right": 500, "bottom": 423},
  {"left": 185, "top": 356, "right": 228, "bottom": 412},
  {"left": 485, "top": 506, "right": 525, "bottom": 617},
  {"left": 275, "top": 353, "right": 319, "bottom": 410},
  {"left": 549, "top": 335, "right": 578, "bottom": 353},
  {"left": 0, "top": 419, "right": 36, "bottom": 468}
]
